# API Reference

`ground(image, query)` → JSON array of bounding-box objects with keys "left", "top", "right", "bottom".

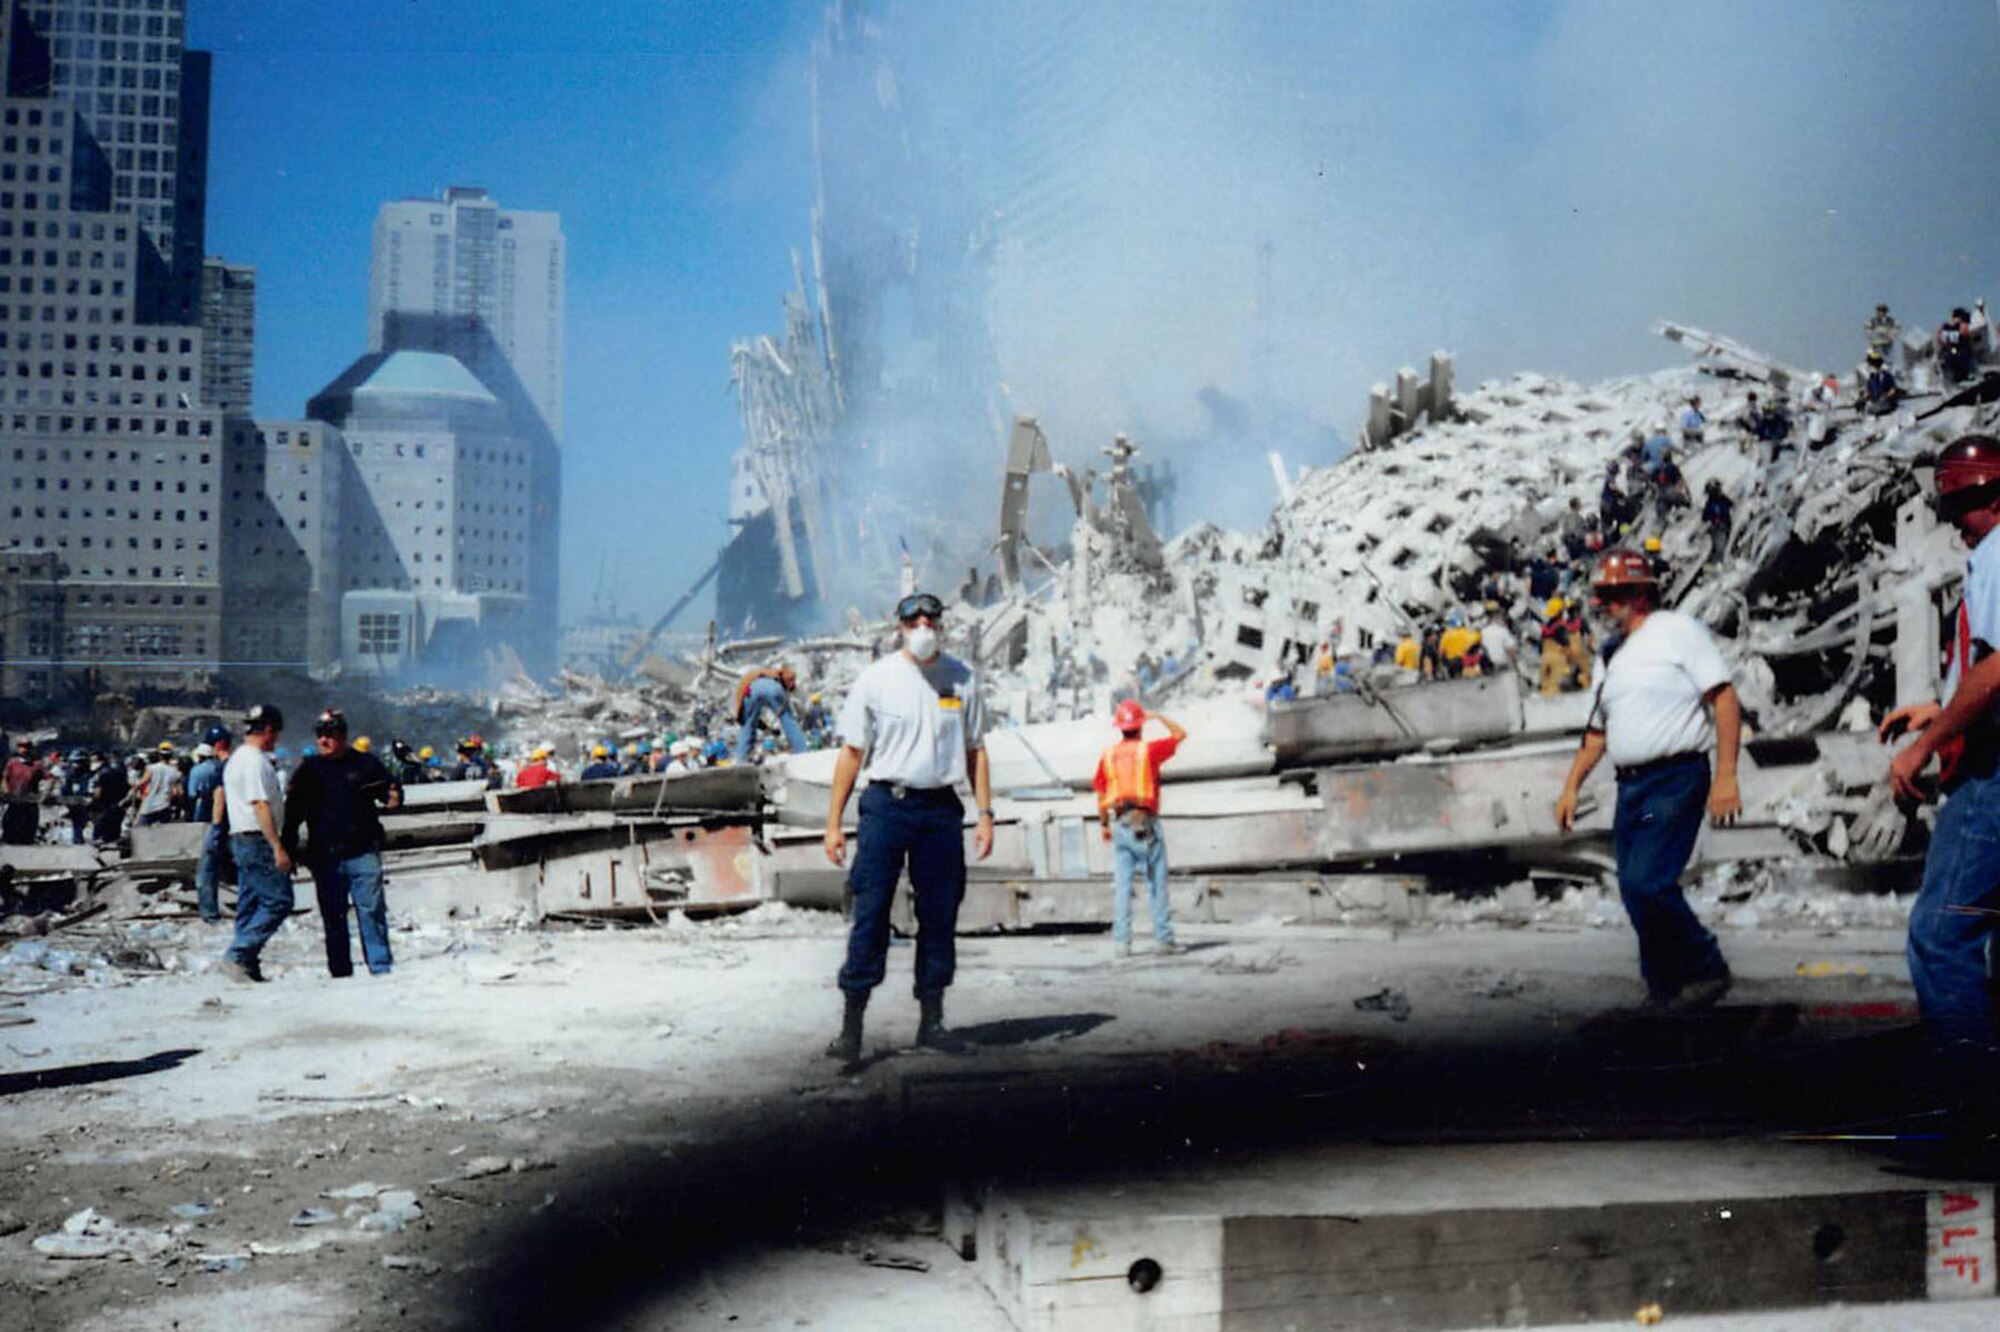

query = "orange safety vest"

[{"left": 1096, "top": 738, "right": 1163, "bottom": 815}]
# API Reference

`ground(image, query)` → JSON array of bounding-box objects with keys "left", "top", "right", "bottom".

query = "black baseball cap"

[{"left": 244, "top": 703, "right": 284, "bottom": 734}]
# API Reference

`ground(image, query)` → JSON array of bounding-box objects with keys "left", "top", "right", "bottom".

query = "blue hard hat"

[
  {"left": 203, "top": 723, "right": 232, "bottom": 745},
  {"left": 273, "top": 745, "right": 289, "bottom": 758}
]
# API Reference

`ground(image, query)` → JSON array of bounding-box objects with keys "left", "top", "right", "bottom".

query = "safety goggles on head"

[
  {"left": 313, "top": 709, "right": 348, "bottom": 739},
  {"left": 895, "top": 593, "right": 944, "bottom": 623}
]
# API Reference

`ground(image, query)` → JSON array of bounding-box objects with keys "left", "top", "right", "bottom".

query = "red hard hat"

[
  {"left": 1936, "top": 435, "right": 2000, "bottom": 498},
  {"left": 1591, "top": 547, "right": 1658, "bottom": 590},
  {"left": 1113, "top": 699, "right": 1146, "bottom": 732}
]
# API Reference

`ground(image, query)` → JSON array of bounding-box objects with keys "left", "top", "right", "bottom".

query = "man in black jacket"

[{"left": 283, "top": 710, "right": 402, "bottom": 977}]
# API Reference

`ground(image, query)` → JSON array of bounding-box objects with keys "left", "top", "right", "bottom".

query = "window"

[{"left": 357, "top": 613, "right": 402, "bottom": 656}]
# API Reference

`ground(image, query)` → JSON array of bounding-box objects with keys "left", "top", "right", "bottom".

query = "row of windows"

[
  {"left": 6, "top": 302, "right": 134, "bottom": 325},
  {"left": 0, "top": 163, "right": 66, "bottom": 184},
  {"left": 0, "top": 219, "right": 133, "bottom": 243},
  {"left": 0, "top": 107, "right": 64, "bottom": 129},
  {"left": 1, "top": 544, "right": 213, "bottom": 583},
  {"left": 12, "top": 474, "right": 210, "bottom": 498},
  {"left": 13, "top": 445, "right": 209, "bottom": 464},
  {"left": 29, "top": 4, "right": 181, "bottom": 40},
  {"left": 4, "top": 409, "right": 210, "bottom": 433}
]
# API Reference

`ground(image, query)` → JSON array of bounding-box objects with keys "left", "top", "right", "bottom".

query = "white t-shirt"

[
  {"left": 1590, "top": 610, "right": 1732, "bottom": 768},
  {"left": 1480, "top": 620, "right": 1516, "bottom": 669},
  {"left": 222, "top": 743, "right": 285, "bottom": 835},
  {"left": 837, "top": 652, "right": 986, "bottom": 788}
]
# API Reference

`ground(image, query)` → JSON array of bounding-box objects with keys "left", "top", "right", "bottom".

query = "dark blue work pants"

[
  {"left": 1613, "top": 753, "right": 1728, "bottom": 1003},
  {"left": 838, "top": 784, "right": 966, "bottom": 999}
]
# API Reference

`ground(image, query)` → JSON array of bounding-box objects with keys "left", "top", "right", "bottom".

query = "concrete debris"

[
  {"left": 1354, "top": 987, "right": 1413, "bottom": 1022},
  {"left": 33, "top": 1208, "right": 173, "bottom": 1261}
]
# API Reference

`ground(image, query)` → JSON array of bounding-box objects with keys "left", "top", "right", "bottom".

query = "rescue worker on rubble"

[
  {"left": 452, "top": 736, "right": 494, "bottom": 786},
  {"left": 580, "top": 743, "right": 621, "bottom": 782},
  {"left": 1439, "top": 611, "right": 1479, "bottom": 679},
  {"left": 1862, "top": 350, "right": 1901, "bottom": 417},
  {"left": 1680, "top": 396, "right": 1706, "bottom": 447},
  {"left": 61, "top": 748, "right": 93, "bottom": 846},
  {"left": 1702, "top": 480, "right": 1734, "bottom": 567},
  {"left": 1393, "top": 630, "right": 1422, "bottom": 672},
  {"left": 1938, "top": 307, "right": 1978, "bottom": 386},
  {"left": 1878, "top": 435, "right": 2000, "bottom": 1131},
  {"left": 2, "top": 739, "right": 45, "bottom": 845},
  {"left": 390, "top": 740, "right": 427, "bottom": 788},
  {"left": 1563, "top": 598, "right": 1595, "bottom": 691},
  {"left": 1093, "top": 700, "right": 1189, "bottom": 960},
  {"left": 87, "top": 749, "right": 128, "bottom": 844},
  {"left": 218, "top": 704, "right": 293, "bottom": 985},
  {"left": 515, "top": 744, "right": 559, "bottom": 789},
  {"left": 733, "top": 663, "right": 810, "bottom": 765},
  {"left": 1554, "top": 549, "right": 1741, "bottom": 1010},
  {"left": 188, "top": 725, "right": 233, "bottom": 924},
  {"left": 1539, "top": 598, "right": 1572, "bottom": 696},
  {"left": 821, "top": 591, "right": 994, "bottom": 1064},
  {"left": 1866, "top": 303, "right": 1900, "bottom": 360},
  {"left": 1643, "top": 536, "right": 1670, "bottom": 583}
]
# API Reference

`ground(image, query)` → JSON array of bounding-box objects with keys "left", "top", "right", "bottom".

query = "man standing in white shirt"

[
  {"left": 218, "top": 704, "right": 294, "bottom": 983},
  {"left": 822, "top": 591, "right": 994, "bottom": 1063},
  {"left": 1554, "top": 549, "right": 1743, "bottom": 1009}
]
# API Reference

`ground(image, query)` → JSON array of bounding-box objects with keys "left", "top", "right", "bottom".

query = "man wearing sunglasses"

[
  {"left": 1879, "top": 435, "right": 2000, "bottom": 1130},
  {"left": 822, "top": 591, "right": 994, "bottom": 1063}
]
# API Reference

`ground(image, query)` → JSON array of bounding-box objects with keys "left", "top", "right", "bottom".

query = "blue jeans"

[
  {"left": 226, "top": 834, "right": 294, "bottom": 970},
  {"left": 311, "top": 851, "right": 393, "bottom": 977},
  {"left": 1908, "top": 771, "right": 2000, "bottom": 1062},
  {"left": 1613, "top": 754, "right": 1727, "bottom": 1002},
  {"left": 1111, "top": 819, "right": 1175, "bottom": 945},
  {"left": 735, "top": 677, "right": 809, "bottom": 763},
  {"left": 838, "top": 785, "right": 965, "bottom": 999},
  {"left": 194, "top": 823, "right": 226, "bottom": 922}
]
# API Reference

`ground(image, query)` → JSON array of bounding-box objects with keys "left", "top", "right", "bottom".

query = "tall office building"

[
  {"left": 14, "top": 1, "right": 210, "bottom": 322},
  {"left": 369, "top": 186, "right": 564, "bottom": 436},
  {"left": 0, "top": 0, "right": 230, "bottom": 695},
  {"left": 198, "top": 254, "right": 249, "bottom": 408}
]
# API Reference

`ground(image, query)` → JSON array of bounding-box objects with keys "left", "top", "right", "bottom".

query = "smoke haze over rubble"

[{"left": 747, "top": 0, "right": 2000, "bottom": 551}]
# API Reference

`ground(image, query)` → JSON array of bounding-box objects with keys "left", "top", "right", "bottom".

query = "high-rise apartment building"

[
  {"left": 0, "top": 1, "right": 231, "bottom": 695},
  {"left": 368, "top": 186, "right": 564, "bottom": 436}
]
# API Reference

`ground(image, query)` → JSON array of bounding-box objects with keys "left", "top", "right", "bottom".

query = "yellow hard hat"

[
  {"left": 1643, "top": 536, "right": 1662, "bottom": 553},
  {"left": 157, "top": 740, "right": 174, "bottom": 752},
  {"left": 354, "top": 736, "right": 372, "bottom": 753},
  {"left": 623, "top": 742, "right": 638, "bottom": 756},
  {"left": 591, "top": 743, "right": 608, "bottom": 758},
  {"left": 1546, "top": 597, "right": 1565, "bottom": 618},
  {"left": 533, "top": 744, "right": 553, "bottom": 759},
  {"left": 418, "top": 745, "right": 434, "bottom": 760},
  {"left": 810, "top": 693, "right": 822, "bottom": 705}
]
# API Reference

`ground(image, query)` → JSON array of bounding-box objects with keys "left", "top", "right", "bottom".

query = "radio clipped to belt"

[{"left": 1115, "top": 801, "right": 1156, "bottom": 840}]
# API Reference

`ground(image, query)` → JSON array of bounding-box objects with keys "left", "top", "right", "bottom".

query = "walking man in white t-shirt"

[
  {"left": 821, "top": 591, "right": 995, "bottom": 1063},
  {"left": 1554, "top": 549, "right": 1743, "bottom": 1009},
  {"left": 218, "top": 704, "right": 294, "bottom": 983}
]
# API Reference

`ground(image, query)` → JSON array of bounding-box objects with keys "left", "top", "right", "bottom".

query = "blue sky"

[{"left": 189, "top": 1, "right": 2000, "bottom": 630}]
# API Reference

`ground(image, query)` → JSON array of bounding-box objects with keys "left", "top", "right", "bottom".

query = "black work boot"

[
  {"left": 824, "top": 991, "right": 867, "bottom": 1063},
  {"left": 916, "top": 995, "right": 974, "bottom": 1056}
]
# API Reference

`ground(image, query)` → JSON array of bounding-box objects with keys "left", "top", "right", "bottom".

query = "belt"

[
  {"left": 876, "top": 782, "right": 956, "bottom": 800},
  {"left": 1614, "top": 751, "right": 1704, "bottom": 783}
]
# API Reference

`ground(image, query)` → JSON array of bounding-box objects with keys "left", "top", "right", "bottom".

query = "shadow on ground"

[
  {"left": 432, "top": 1006, "right": 1971, "bottom": 1331},
  {"left": 0, "top": 1048, "right": 201, "bottom": 1097}
]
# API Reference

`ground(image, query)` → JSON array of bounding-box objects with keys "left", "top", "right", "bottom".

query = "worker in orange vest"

[{"left": 1092, "top": 700, "right": 1189, "bottom": 959}]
